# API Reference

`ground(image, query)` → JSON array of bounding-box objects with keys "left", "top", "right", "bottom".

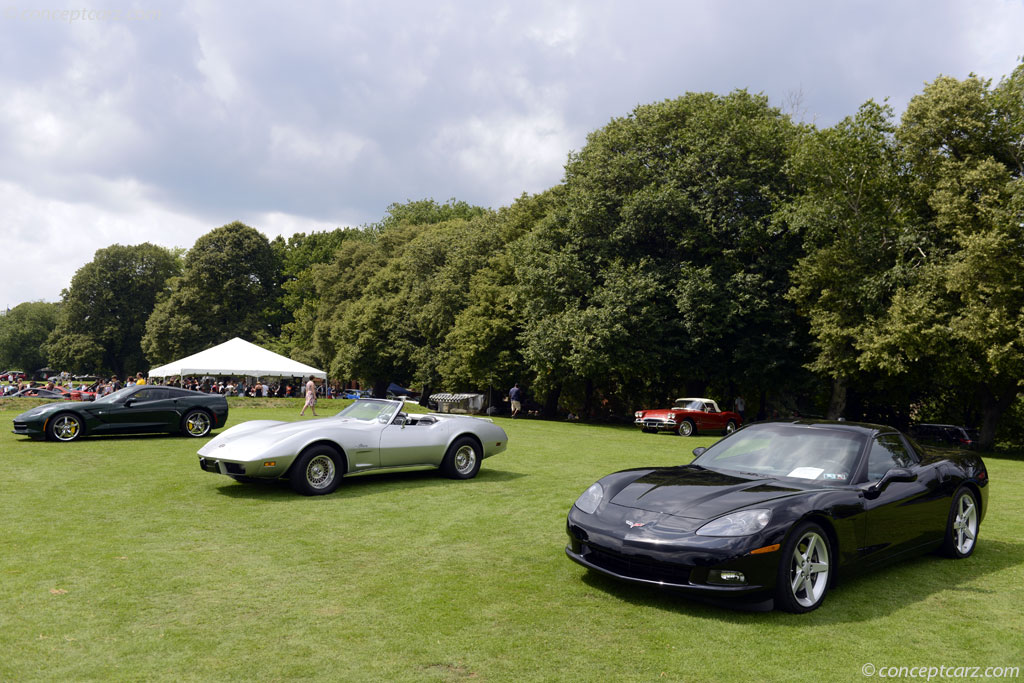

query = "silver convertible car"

[{"left": 197, "top": 398, "right": 509, "bottom": 495}]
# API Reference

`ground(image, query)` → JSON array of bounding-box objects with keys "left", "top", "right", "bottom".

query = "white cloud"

[{"left": 2, "top": 0, "right": 1022, "bottom": 306}]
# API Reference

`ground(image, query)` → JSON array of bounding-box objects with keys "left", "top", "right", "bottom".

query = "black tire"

[
  {"left": 441, "top": 436, "right": 482, "bottom": 480},
  {"left": 48, "top": 412, "right": 84, "bottom": 442},
  {"left": 940, "top": 487, "right": 980, "bottom": 559},
  {"left": 677, "top": 419, "right": 696, "bottom": 437},
  {"left": 775, "top": 521, "right": 832, "bottom": 614},
  {"left": 181, "top": 409, "right": 212, "bottom": 437},
  {"left": 725, "top": 420, "right": 738, "bottom": 435},
  {"left": 289, "top": 445, "right": 343, "bottom": 495}
]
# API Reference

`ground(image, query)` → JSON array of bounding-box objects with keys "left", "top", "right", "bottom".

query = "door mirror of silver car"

[{"left": 692, "top": 447, "right": 706, "bottom": 458}]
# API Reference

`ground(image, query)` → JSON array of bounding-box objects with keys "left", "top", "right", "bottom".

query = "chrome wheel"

[
  {"left": 788, "top": 529, "right": 830, "bottom": 609},
  {"left": 305, "top": 454, "right": 337, "bottom": 490},
  {"left": 454, "top": 444, "right": 477, "bottom": 476},
  {"left": 51, "top": 414, "right": 82, "bottom": 442},
  {"left": 725, "top": 420, "right": 737, "bottom": 434},
  {"left": 678, "top": 420, "right": 694, "bottom": 437},
  {"left": 951, "top": 491, "right": 978, "bottom": 556},
  {"left": 441, "top": 436, "right": 482, "bottom": 479},
  {"left": 184, "top": 411, "right": 211, "bottom": 437}
]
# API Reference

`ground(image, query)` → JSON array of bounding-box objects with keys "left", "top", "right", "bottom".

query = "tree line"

[{"left": 2, "top": 64, "right": 1022, "bottom": 448}]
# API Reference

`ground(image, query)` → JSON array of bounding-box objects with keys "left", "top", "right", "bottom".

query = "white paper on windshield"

[{"left": 787, "top": 467, "right": 825, "bottom": 479}]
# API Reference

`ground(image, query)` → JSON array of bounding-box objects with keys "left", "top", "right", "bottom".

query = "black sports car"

[
  {"left": 12, "top": 385, "right": 229, "bottom": 441},
  {"left": 566, "top": 420, "right": 988, "bottom": 613}
]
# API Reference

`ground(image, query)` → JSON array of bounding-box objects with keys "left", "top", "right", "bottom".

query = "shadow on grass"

[
  {"left": 213, "top": 466, "right": 527, "bottom": 501},
  {"left": 576, "top": 539, "right": 1024, "bottom": 623}
]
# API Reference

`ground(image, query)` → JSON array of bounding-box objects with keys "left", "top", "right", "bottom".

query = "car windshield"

[
  {"left": 693, "top": 423, "right": 866, "bottom": 483},
  {"left": 93, "top": 386, "right": 137, "bottom": 404},
  {"left": 335, "top": 399, "right": 401, "bottom": 422},
  {"left": 674, "top": 399, "right": 704, "bottom": 410}
]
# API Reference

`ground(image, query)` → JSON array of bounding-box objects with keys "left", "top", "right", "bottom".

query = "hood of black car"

[{"left": 609, "top": 466, "right": 807, "bottom": 520}]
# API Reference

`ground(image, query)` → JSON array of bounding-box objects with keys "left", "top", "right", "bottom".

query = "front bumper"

[
  {"left": 198, "top": 454, "right": 292, "bottom": 478},
  {"left": 635, "top": 418, "right": 679, "bottom": 431},
  {"left": 566, "top": 506, "right": 780, "bottom": 598},
  {"left": 12, "top": 419, "right": 45, "bottom": 439}
]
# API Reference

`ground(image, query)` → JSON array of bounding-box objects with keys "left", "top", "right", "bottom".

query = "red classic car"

[{"left": 634, "top": 398, "right": 742, "bottom": 436}]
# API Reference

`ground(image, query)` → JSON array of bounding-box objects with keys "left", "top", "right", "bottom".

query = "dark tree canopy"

[
  {"left": 45, "top": 243, "right": 180, "bottom": 377},
  {"left": 0, "top": 301, "right": 61, "bottom": 375},
  {"left": 142, "top": 222, "right": 280, "bottom": 365},
  {"left": 513, "top": 90, "right": 806, "bottom": 414},
  {"left": 6, "top": 64, "right": 1024, "bottom": 446}
]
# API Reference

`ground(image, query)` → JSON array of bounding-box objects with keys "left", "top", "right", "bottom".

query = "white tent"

[{"left": 147, "top": 338, "right": 326, "bottom": 379}]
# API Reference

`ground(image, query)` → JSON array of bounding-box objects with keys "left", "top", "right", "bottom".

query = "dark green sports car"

[{"left": 12, "top": 385, "right": 229, "bottom": 442}]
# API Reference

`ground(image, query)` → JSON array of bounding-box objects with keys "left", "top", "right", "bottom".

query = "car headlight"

[
  {"left": 574, "top": 482, "right": 604, "bottom": 514},
  {"left": 695, "top": 509, "right": 772, "bottom": 537},
  {"left": 635, "top": 411, "right": 643, "bottom": 418}
]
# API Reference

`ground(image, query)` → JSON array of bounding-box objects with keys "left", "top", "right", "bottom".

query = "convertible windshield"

[
  {"left": 674, "top": 399, "right": 705, "bottom": 410},
  {"left": 693, "top": 423, "right": 866, "bottom": 483},
  {"left": 335, "top": 399, "right": 401, "bottom": 422}
]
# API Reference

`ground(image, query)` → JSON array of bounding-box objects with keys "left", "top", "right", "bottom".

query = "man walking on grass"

[{"left": 509, "top": 383, "right": 523, "bottom": 418}]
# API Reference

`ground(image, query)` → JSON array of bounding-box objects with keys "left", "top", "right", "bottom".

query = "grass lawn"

[{"left": 1, "top": 397, "right": 1022, "bottom": 681}]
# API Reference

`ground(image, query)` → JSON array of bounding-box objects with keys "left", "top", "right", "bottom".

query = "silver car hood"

[{"left": 198, "top": 417, "right": 380, "bottom": 461}]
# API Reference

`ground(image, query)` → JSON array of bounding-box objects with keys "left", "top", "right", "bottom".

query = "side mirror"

[
  {"left": 692, "top": 447, "right": 707, "bottom": 458},
  {"left": 124, "top": 398, "right": 135, "bottom": 408},
  {"left": 864, "top": 467, "right": 916, "bottom": 499}
]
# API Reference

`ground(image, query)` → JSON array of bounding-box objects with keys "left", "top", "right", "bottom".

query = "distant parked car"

[
  {"left": 5, "top": 388, "right": 67, "bottom": 399},
  {"left": 634, "top": 398, "right": 742, "bottom": 436},
  {"left": 341, "top": 389, "right": 371, "bottom": 399},
  {"left": 909, "top": 424, "right": 978, "bottom": 449},
  {"left": 13, "top": 385, "right": 228, "bottom": 442}
]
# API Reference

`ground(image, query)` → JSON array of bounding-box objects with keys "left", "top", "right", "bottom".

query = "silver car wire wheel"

[
  {"left": 678, "top": 420, "right": 694, "bottom": 436},
  {"left": 953, "top": 492, "right": 978, "bottom": 555},
  {"left": 725, "top": 420, "right": 737, "bottom": 434},
  {"left": 788, "top": 529, "right": 830, "bottom": 609},
  {"left": 454, "top": 444, "right": 477, "bottom": 476},
  {"left": 305, "top": 454, "right": 337, "bottom": 490},
  {"left": 185, "top": 411, "right": 211, "bottom": 436},
  {"left": 52, "top": 414, "right": 81, "bottom": 441}
]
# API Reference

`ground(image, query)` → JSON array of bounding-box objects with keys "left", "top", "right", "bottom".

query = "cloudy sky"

[{"left": 2, "top": 0, "right": 1021, "bottom": 308}]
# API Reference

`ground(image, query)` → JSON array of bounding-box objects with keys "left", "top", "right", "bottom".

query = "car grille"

[
  {"left": 13, "top": 421, "right": 29, "bottom": 434},
  {"left": 642, "top": 419, "right": 673, "bottom": 428},
  {"left": 583, "top": 544, "right": 689, "bottom": 585}
]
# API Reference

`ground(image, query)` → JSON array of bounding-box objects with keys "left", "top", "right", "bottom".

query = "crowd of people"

[{"left": 2, "top": 371, "right": 343, "bottom": 401}]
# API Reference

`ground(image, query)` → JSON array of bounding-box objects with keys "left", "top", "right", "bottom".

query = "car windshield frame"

[
  {"left": 673, "top": 399, "right": 705, "bottom": 411},
  {"left": 334, "top": 398, "right": 403, "bottom": 423},
  {"left": 692, "top": 423, "right": 869, "bottom": 485},
  {"left": 92, "top": 386, "right": 139, "bottom": 404}
]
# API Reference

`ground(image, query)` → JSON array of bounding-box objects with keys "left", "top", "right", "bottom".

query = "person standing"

[
  {"left": 509, "top": 383, "right": 523, "bottom": 418},
  {"left": 300, "top": 376, "right": 318, "bottom": 416},
  {"left": 135, "top": 372, "right": 147, "bottom": 385},
  {"left": 734, "top": 395, "right": 746, "bottom": 422}
]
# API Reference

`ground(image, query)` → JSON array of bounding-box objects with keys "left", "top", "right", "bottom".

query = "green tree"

[
  {"left": 0, "top": 301, "right": 61, "bottom": 374},
  {"left": 438, "top": 190, "right": 564, "bottom": 396},
  {"left": 855, "top": 68, "right": 1024, "bottom": 448},
  {"left": 142, "top": 222, "right": 281, "bottom": 365},
  {"left": 785, "top": 101, "right": 916, "bottom": 418},
  {"left": 271, "top": 227, "right": 363, "bottom": 366},
  {"left": 45, "top": 243, "right": 180, "bottom": 377},
  {"left": 514, "top": 90, "right": 804, "bottom": 415}
]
